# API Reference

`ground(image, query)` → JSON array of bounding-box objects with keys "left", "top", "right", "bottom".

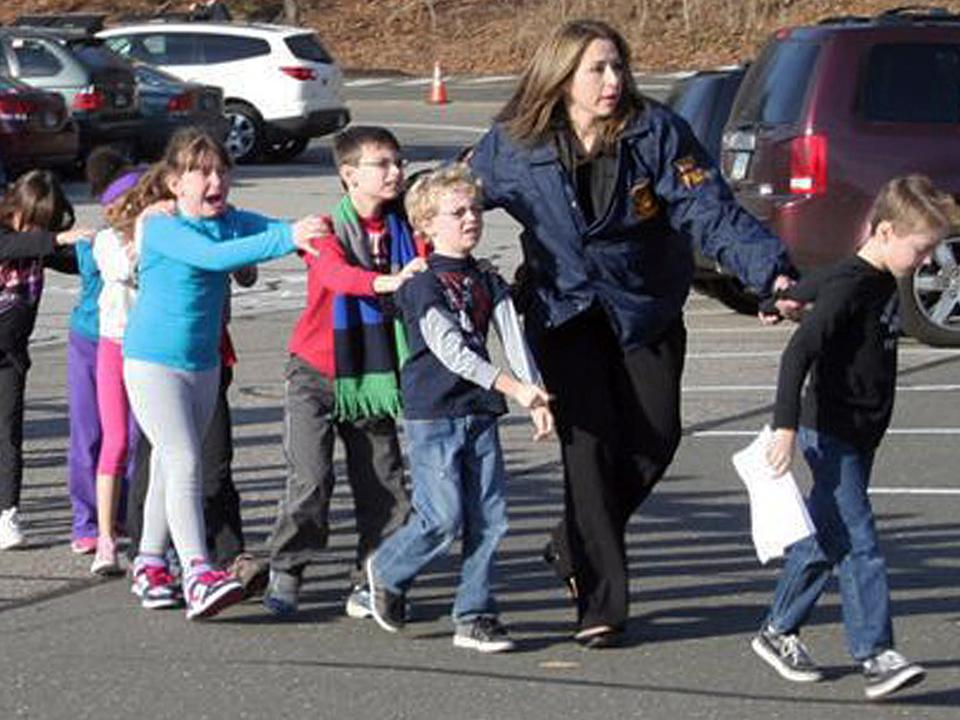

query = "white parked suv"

[{"left": 99, "top": 20, "right": 350, "bottom": 162}]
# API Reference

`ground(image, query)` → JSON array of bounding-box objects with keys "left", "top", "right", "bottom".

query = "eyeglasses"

[
  {"left": 438, "top": 204, "right": 483, "bottom": 220},
  {"left": 356, "top": 158, "right": 406, "bottom": 171}
]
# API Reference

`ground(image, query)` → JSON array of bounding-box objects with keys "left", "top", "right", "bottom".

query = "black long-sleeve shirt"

[{"left": 773, "top": 256, "right": 899, "bottom": 452}]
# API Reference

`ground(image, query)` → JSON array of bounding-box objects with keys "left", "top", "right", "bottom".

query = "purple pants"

[{"left": 67, "top": 331, "right": 137, "bottom": 540}]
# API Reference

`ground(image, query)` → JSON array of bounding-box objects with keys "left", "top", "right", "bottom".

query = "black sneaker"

[
  {"left": 453, "top": 616, "right": 516, "bottom": 653},
  {"left": 365, "top": 556, "right": 405, "bottom": 633},
  {"left": 862, "top": 650, "right": 925, "bottom": 700},
  {"left": 751, "top": 626, "right": 824, "bottom": 682}
]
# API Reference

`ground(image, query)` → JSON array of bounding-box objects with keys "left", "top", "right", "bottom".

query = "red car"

[
  {"left": 721, "top": 7, "right": 960, "bottom": 345},
  {"left": 0, "top": 74, "right": 78, "bottom": 177}
]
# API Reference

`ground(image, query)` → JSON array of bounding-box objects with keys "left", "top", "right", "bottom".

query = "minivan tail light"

[
  {"left": 280, "top": 66, "right": 317, "bottom": 81},
  {"left": 72, "top": 88, "right": 104, "bottom": 112},
  {"left": 789, "top": 134, "right": 827, "bottom": 195}
]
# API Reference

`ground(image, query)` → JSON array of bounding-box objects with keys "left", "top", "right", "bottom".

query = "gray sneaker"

[
  {"left": 345, "top": 584, "right": 373, "bottom": 619},
  {"left": 453, "top": 616, "right": 515, "bottom": 653},
  {"left": 262, "top": 568, "right": 301, "bottom": 617},
  {"left": 751, "top": 626, "right": 824, "bottom": 682},
  {"left": 365, "top": 556, "right": 405, "bottom": 633},
  {"left": 862, "top": 650, "right": 925, "bottom": 700}
]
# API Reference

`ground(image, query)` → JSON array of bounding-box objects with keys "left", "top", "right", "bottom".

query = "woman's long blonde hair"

[{"left": 495, "top": 19, "right": 644, "bottom": 149}]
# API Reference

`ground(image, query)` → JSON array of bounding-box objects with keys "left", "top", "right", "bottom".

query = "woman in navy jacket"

[{"left": 470, "top": 19, "right": 795, "bottom": 647}]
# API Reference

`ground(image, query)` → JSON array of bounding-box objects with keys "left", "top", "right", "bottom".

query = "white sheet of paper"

[{"left": 731, "top": 426, "right": 816, "bottom": 564}]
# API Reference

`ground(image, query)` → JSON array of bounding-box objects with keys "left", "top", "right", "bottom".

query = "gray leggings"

[{"left": 124, "top": 359, "right": 220, "bottom": 567}]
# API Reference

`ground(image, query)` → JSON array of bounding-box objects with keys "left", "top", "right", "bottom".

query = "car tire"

[
  {"left": 695, "top": 276, "right": 759, "bottom": 315},
  {"left": 263, "top": 137, "right": 309, "bottom": 163},
  {"left": 224, "top": 101, "right": 264, "bottom": 164},
  {"left": 898, "top": 235, "right": 960, "bottom": 347}
]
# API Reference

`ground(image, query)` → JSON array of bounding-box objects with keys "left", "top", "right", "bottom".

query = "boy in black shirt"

[
  {"left": 752, "top": 175, "right": 960, "bottom": 700},
  {"left": 366, "top": 164, "right": 553, "bottom": 652}
]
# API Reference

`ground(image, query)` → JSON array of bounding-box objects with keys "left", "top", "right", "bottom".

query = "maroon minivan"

[{"left": 721, "top": 7, "right": 960, "bottom": 345}]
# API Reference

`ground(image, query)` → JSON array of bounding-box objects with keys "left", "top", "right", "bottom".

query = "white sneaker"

[{"left": 0, "top": 507, "right": 25, "bottom": 550}]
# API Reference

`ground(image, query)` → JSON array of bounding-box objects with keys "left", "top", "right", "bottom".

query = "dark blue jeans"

[
  {"left": 765, "top": 427, "right": 893, "bottom": 661},
  {"left": 373, "top": 414, "right": 508, "bottom": 622}
]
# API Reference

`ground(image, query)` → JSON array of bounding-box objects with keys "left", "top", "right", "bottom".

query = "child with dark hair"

[
  {"left": 0, "top": 171, "right": 90, "bottom": 549},
  {"left": 262, "top": 125, "right": 423, "bottom": 618}
]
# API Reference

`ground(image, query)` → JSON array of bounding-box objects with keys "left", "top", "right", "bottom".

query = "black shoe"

[
  {"left": 573, "top": 625, "right": 623, "bottom": 649},
  {"left": 453, "top": 616, "right": 516, "bottom": 653},
  {"left": 862, "top": 650, "right": 925, "bottom": 700},
  {"left": 751, "top": 626, "right": 824, "bottom": 682},
  {"left": 365, "top": 555, "right": 405, "bottom": 633}
]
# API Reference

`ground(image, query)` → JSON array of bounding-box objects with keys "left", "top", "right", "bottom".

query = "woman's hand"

[
  {"left": 291, "top": 215, "right": 328, "bottom": 256},
  {"left": 766, "top": 427, "right": 797, "bottom": 477},
  {"left": 759, "top": 274, "right": 804, "bottom": 325},
  {"left": 399, "top": 256, "right": 427, "bottom": 279}
]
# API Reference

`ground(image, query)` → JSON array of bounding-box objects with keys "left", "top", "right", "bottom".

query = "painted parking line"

[
  {"left": 461, "top": 75, "right": 518, "bottom": 84},
  {"left": 691, "top": 428, "right": 960, "bottom": 436},
  {"left": 682, "top": 384, "right": 960, "bottom": 392},
  {"left": 687, "top": 348, "right": 960, "bottom": 359},
  {"left": 387, "top": 121, "right": 488, "bottom": 134},
  {"left": 344, "top": 78, "right": 396, "bottom": 87}
]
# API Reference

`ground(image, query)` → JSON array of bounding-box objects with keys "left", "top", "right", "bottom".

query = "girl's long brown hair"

[
  {"left": 495, "top": 19, "right": 644, "bottom": 149},
  {"left": 0, "top": 170, "right": 75, "bottom": 233},
  {"left": 103, "top": 164, "right": 174, "bottom": 242}
]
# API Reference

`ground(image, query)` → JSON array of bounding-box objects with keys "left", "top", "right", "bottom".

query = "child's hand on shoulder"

[
  {"left": 530, "top": 404, "right": 554, "bottom": 441},
  {"left": 400, "top": 256, "right": 427, "bottom": 279},
  {"left": 766, "top": 427, "right": 796, "bottom": 477},
  {"left": 56, "top": 227, "right": 94, "bottom": 246},
  {"left": 292, "top": 214, "right": 328, "bottom": 256}
]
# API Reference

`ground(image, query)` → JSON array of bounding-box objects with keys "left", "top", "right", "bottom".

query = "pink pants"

[{"left": 95, "top": 338, "right": 131, "bottom": 476}]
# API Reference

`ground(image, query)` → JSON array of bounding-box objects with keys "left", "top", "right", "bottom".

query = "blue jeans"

[
  {"left": 765, "top": 427, "right": 893, "bottom": 661},
  {"left": 373, "top": 414, "right": 508, "bottom": 622}
]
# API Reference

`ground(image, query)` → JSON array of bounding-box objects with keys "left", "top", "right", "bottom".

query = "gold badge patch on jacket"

[
  {"left": 630, "top": 179, "right": 659, "bottom": 220},
  {"left": 674, "top": 156, "right": 710, "bottom": 189}
]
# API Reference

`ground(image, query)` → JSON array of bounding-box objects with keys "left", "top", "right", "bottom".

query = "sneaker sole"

[
  {"left": 751, "top": 636, "right": 824, "bottom": 683},
  {"left": 345, "top": 600, "right": 373, "bottom": 619},
  {"left": 452, "top": 635, "right": 515, "bottom": 653},
  {"left": 91, "top": 561, "right": 124, "bottom": 577},
  {"left": 865, "top": 665, "right": 926, "bottom": 701},
  {"left": 0, "top": 537, "right": 25, "bottom": 551},
  {"left": 366, "top": 556, "right": 401, "bottom": 634},
  {"left": 186, "top": 583, "right": 245, "bottom": 620}
]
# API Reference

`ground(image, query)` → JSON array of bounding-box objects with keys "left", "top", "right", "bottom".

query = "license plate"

[
  {"left": 730, "top": 151, "right": 751, "bottom": 181},
  {"left": 115, "top": 93, "right": 129, "bottom": 108},
  {"left": 42, "top": 111, "right": 59, "bottom": 128}
]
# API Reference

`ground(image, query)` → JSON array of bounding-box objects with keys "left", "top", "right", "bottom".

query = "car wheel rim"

[
  {"left": 912, "top": 235, "right": 960, "bottom": 332},
  {"left": 225, "top": 112, "right": 256, "bottom": 159}
]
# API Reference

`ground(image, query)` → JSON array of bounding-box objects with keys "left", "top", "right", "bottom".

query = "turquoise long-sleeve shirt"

[
  {"left": 69, "top": 240, "right": 102, "bottom": 342},
  {"left": 124, "top": 209, "right": 295, "bottom": 371}
]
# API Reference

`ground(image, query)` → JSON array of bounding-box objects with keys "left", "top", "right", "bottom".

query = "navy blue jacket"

[{"left": 470, "top": 101, "right": 791, "bottom": 350}]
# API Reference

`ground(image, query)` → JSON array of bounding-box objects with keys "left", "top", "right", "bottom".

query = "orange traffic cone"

[{"left": 427, "top": 61, "right": 449, "bottom": 105}]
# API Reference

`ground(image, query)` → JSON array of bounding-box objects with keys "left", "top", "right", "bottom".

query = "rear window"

[
  {"left": 199, "top": 35, "right": 270, "bottom": 63},
  {"left": 861, "top": 43, "right": 960, "bottom": 123},
  {"left": 728, "top": 40, "right": 820, "bottom": 125},
  {"left": 284, "top": 33, "right": 332, "bottom": 63},
  {"left": 10, "top": 38, "right": 62, "bottom": 78}
]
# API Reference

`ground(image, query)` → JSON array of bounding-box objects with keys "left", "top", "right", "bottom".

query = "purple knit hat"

[{"left": 99, "top": 169, "right": 144, "bottom": 207}]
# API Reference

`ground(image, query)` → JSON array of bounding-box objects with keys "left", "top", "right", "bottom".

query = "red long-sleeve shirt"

[{"left": 287, "top": 231, "right": 380, "bottom": 378}]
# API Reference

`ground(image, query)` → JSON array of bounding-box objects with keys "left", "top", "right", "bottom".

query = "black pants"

[
  {"left": 531, "top": 308, "right": 685, "bottom": 630},
  {"left": 0, "top": 351, "right": 27, "bottom": 511},
  {"left": 126, "top": 364, "right": 244, "bottom": 567},
  {"left": 266, "top": 355, "right": 409, "bottom": 585}
]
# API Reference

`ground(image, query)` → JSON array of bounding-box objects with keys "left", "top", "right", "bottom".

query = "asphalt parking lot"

[{"left": 1, "top": 81, "right": 958, "bottom": 719}]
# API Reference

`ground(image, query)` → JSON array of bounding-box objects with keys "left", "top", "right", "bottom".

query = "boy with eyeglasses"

[
  {"left": 366, "top": 164, "right": 554, "bottom": 653},
  {"left": 263, "top": 126, "right": 425, "bottom": 618}
]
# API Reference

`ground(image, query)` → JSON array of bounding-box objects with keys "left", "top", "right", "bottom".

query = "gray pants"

[
  {"left": 267, "top": 355, "right": 409, "bottom": 584},
  {"left": 124, "top": 359, "right": 220, "bottom": 566}
]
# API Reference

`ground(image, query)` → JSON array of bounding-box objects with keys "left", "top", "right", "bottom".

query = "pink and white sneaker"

[
  {"left": 70, "top": 537, "right": 97, "bottom": 555},
  {"left": 184, "top": 569, "right": 244, "bottom": 620},
  {"left": 131, "top": 563, "right": 182, "bottom": 610},
  {"left": 90, "top": 537, "right": 122, "bottom": 576}
]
